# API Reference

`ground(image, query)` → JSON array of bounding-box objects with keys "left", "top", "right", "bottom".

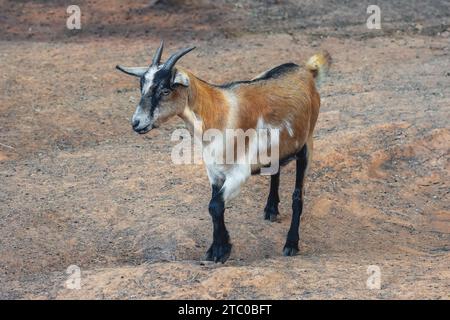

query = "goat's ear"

[
  {"left": 172, "top": 70, "right": 190, "bottom": 87},
  {"left": 116, "top": 65, "right": 147, "bottom": 77}
]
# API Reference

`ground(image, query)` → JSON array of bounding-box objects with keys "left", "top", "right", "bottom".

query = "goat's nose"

[{"left": 132, "top": 119, "right": 140, "bottom": 129}]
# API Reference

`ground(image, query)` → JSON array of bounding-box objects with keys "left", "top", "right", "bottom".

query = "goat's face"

[
  {"left": 116, "top": 42, "right": 195, "bottom": 134},
  {"left": 131, "top": 66, "right": 188, "bottom": 134}
]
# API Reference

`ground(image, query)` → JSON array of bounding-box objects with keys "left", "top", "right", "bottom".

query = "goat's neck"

[{"left": 180, "top": 70, "right": 229, "bottom": 134}]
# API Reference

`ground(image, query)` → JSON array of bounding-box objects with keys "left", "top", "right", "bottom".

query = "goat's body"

[
  {"left": 117, "top": 45, "right": 331, "bottom": 263},
  {"left": 180, "top": 62, "right": 321, "bottom": 201}
]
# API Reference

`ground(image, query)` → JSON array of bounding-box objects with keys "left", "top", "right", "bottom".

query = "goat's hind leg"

[
  {"left": 283, "top": 144, "right": 308, "bottom": 256},
  {"left": 264, "top": 170, "right": 280, "bottom": 222},
  {"left": 204, "top": 184, "right": 232, "bottom": 263}
]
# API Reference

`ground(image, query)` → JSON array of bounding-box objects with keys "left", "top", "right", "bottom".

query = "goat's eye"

[{"left": 161, "top": 88, "right": 171, "bottom": 96}]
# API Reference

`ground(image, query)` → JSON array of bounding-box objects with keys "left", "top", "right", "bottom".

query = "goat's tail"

[{"left": 306, "top": 51, "right": 331, "bottom": 85}]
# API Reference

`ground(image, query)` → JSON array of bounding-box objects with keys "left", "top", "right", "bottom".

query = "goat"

[{"left": 116, "top": 41, "right": 331, "bottom": 263}]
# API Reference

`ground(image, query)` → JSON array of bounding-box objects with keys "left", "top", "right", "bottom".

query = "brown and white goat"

[{"left": 116, "top": 41, "right": 331, "bottom": 263}]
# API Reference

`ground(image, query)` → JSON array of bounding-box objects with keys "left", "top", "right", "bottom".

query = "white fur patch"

[
  {"left": 256, "top": 116, "right": 265, "bottom": 130},
  {"left": 173, "top": 71, "right": 190, "bottom": 87},
  {"left": 223, "top": 90, "right": 239, "bottom": 128},
  {"left": 283, "top": 119, "right": 294, "bottom": 137},
  {"left": 220, "top": 164, "right": 251, "bottom": 202},
  {"left": 142, "top": 65, "right": 162, "bottom": 95}
]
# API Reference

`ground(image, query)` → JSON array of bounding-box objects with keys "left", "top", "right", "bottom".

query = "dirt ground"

[{"left": 0, "top": 0, "right": 449, "bottom": 299}]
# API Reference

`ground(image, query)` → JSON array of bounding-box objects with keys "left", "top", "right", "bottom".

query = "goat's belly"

[{"left": 250, "top": 152, "right": 298, "bottom": 175}]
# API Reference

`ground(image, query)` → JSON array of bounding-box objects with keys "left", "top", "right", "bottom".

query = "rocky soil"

[{"left": 0, "top": 0, "right": 449, "bottom": 299}]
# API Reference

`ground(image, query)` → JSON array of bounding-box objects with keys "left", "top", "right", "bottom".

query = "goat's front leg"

[{"left": 204, "top": 184, "right": 232, "bottom": 263}]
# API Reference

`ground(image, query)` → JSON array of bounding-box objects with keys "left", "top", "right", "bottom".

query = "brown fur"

[
  {"left": 175, "top": 51, "right": 330, "bottom": 166},
  {"left": 177, "top": 68, "right": 229, "bottom": 131},
  {"left": 235, "top": 71, "right": 317, "bottom": 160}
]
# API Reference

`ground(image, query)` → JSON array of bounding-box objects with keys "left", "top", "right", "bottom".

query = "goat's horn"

[
  {"left": 163, "top": 46, "right": 196, "bottom": 71},
  {"left": 152, "top": 40, "right": 164, "bottom": 66}
]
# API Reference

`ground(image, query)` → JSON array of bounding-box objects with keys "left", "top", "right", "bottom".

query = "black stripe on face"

[{"left": 140, "top": 68, "right": 173, "bottom": 117}]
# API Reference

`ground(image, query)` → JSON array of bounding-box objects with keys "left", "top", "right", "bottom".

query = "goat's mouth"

[{"left": 135, "top": 124, "right": 152, "bottom": 134}]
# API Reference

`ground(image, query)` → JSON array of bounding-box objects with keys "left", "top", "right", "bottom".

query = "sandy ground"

[{"left": 0, "top": 0, "right": 449, "bottom": 299}]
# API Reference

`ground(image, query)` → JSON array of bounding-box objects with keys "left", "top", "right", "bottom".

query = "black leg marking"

[
  {"left": 283, "top": 144, "right": 308, "bottom": 257},
  {"left": 264, "top": 170, "right": 280, "bottom": 222},
  {"left": 204, "top": 184, "right": 232, "bottom": 263}
]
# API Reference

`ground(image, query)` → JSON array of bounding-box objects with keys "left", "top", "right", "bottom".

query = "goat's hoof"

[
  {"left": 264, "top": 206, "right": 279, "bottom": 222},
  {"left": 283, "top": 243, "right": 299, "bottom": 256},
  {"left": 204, "top": 243, "right": 232, "bottom": 263}
]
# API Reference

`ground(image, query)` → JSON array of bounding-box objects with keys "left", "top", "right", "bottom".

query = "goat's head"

[{"left": 116, "top": 41, "right": 195, "bottom": 134}]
